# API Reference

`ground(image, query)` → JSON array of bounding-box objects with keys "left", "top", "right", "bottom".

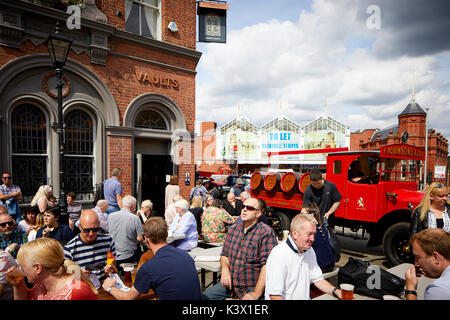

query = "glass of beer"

[
  {"left": 106, "top": 251, "right": 114, "bottom": 266},
  {"left": 122, "top": 265, "right": 134, "bottom": 284},
  {"left": 131, "top": 268, "right": 138, "bottom": 284},
  {"left": 340, "top": 283, "right": 354, "bottom": 300},
  {"left": 6, "top": 267, "right": 25, "bottom": 285}
]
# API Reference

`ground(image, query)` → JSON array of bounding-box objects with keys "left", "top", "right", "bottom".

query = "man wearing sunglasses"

[
  {"left": 64, "top": 210, "right": 117, "bottom": 283},
  {"left": 203, "top": 198, "right": 278, "bottom": 300},
  {"left": 0, "top": 172, "right": 22, "bottom": 223},
  {"left": 0, "top": 208, "right": 27, "bottom": 258}
]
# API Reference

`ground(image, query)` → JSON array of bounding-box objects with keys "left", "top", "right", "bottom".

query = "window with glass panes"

[
  {"left": 10, "top": 104, "right": 48, "bottom": 200},
  {"left": 125, "top": 0, "right": 160, "bottom": 39},
  {"left": 64, "top": 110, "right": 94, "bottom": 198},
  {"left": 135, "top": 110, "right": 167, "bottom": 130}
]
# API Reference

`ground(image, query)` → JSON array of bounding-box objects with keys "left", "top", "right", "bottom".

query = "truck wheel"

[
  {"left": 271, "top": 211, "right": 291, "bottom": 238},
  {"left": 382, "top": 222, "right": 412, "bottom": 267}
]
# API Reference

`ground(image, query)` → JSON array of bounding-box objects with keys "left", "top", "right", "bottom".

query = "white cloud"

[{"left": 196, "top": 0, "right": 450, "bottom": 138}]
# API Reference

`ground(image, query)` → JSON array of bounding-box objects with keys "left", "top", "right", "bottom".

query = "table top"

[
  {"left": 190, "top": 246, "right": 222, "bottom": 272},
  {"left": 167, "top": 233, "right": 186, "bottom": 244}
]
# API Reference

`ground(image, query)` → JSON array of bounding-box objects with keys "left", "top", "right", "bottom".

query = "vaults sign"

[{"left": 135, "top": 70, "right": 179, "bottom": 90}]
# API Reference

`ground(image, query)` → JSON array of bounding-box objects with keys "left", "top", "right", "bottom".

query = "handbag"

[{"left": 338, "top": 257, "right": 406, "bottom": 299}]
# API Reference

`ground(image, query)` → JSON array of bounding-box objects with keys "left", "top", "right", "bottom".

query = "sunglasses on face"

[
  {"left": 0, "top": 221, "right": 14, "bottom": 227},
  {"left": 242, "top": 205, "right": 258, "bottom": 211},
  {"left": 2, "top": 177, "right": 11, "bottom": 180},
  {"left": 81, "top": 227, "right": 100, "bottom": 233}
]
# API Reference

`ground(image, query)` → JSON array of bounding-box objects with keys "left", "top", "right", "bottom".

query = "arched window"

[
  {"left": 11, "top": 104, "right": 48, "bottom": 198},
  {"left": 135, "top": 110, "right": 167, "bottom": 130},
  {"left": 64, "top": 109, "right": 94, "bottom": 197}
]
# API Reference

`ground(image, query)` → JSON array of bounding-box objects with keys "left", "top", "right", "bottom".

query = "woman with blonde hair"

[
  {"left": 190, "top": 195, "right": 204, "bottom": 238},
  {"left": 27, "top": 212, "right": 45, "bottom": 242},
  {"left": 6, "top": 238, "right": 97, "bottom": 300},
  {"left": 409, "top": 183, "right": 450, "bottom": 237},
  {"left": 30, "top": 185, "right": 53, "bottom": 214}
]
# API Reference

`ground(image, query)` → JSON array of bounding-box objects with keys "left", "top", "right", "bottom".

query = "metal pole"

[
  {"left": 424, "top": 108, "right": 429, "bottom": 186},
  {"left": 56, "top": 67, "right": 67, "bottom": 215}
]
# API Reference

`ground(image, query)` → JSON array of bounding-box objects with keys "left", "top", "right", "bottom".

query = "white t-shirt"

[
  {"left": 265, "top": 236, "right": 323, "bottom": 300},
  {"left": 18, "top": 220, "right": 34, "bottom": 234}
]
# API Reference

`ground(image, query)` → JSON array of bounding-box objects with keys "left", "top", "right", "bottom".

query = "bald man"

[{"left": 64, "top": 210, "right": 117, "bottom": 282}]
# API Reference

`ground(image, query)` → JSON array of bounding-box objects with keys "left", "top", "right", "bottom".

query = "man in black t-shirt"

[{"left": 301, "top": 169, "right": 342, "bottom": 229}]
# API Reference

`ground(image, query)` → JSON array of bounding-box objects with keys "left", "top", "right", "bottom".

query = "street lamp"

[
  {"left": 46, "top": 22, "right": 73, "bottom": 214},
  {"left": 424, "top": 107, "right": 430, "bottom": 186}
]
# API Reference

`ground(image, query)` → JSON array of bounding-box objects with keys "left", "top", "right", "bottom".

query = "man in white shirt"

[{"left": 265, "top": 213, "right": 342, "bottom": 300}]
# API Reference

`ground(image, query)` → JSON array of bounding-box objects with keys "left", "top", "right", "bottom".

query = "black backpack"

[{"left": 337, "top": 257, "right": 406, "bottom": 299}]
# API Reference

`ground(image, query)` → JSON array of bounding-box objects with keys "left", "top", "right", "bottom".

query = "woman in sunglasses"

[{"left": 410, "top": 182, "right": 450, "bottom": 237}]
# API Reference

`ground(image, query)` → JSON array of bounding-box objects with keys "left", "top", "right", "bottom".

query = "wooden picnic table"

[{"left": 189, "top": 246, "right": 223, "bottom": 291}]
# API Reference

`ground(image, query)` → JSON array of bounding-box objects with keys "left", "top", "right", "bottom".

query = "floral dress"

[{"left": 201, "top": 207, "right": 235, "bottom": 243}]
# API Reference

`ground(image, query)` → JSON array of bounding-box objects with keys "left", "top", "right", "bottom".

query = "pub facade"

[{"left": 0, "top": 0, "right": 201, "bottom": 213}]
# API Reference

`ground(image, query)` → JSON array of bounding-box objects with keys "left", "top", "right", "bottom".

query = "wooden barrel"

[
  {"left": 250, "top": 171, "right": 265, "bottom": 191},
  {"left": 280, "top": 172, "right": 301, "bottom": 193},
  {"left": 264, "top": 172, "right": 282, "bottom": 192},
  {"left": 298, "top": 172, "right": 311, "bottom": 193}
]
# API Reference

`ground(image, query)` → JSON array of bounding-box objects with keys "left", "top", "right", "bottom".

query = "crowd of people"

[{"left": 0, "top": 169, "right": 449, "bottom": 301}]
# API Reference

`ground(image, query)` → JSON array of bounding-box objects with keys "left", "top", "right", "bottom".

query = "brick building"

[
  {"left": 351, "top": 94, "right": 448, "bottom": 184},
  {"left": 0, "top": 0, "right": 201, "bottom": 213}
]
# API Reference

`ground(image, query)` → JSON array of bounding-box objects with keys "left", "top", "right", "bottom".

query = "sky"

[{"left": 195, "top": 0, "right": 450, "bottom": 140}]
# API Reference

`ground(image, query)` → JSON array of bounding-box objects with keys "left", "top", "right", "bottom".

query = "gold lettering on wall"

[{"left": 135, "top": 70, "right": 179, "bottom": 90}]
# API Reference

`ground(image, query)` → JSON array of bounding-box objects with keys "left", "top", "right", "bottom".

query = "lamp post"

[
  {"left": 424, "top": 107, "right": 430, "bottom": 187},
  {"left": 46, "top": 22, "right": 73, "bottom": 214}
]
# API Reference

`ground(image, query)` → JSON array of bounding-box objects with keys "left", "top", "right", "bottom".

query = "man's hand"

[
  {"left": 42, "top": 226, "right": 52, "bottom": 237},
  {"left": 6, "top": 243, "right": 19, "bottom": 253},
  {"left": 405, "top": 265, "right": 418, "bottom": 290},
  {"left": 220, "top": 269, "right": 232, "bottom": 290},
  {"left": 104, "top": 264, "right": 118, "bottom": 275},
  {"left": 241, "top": 291, "right": 260, "bottom": 300},
  {"left": 102, "top": 276, "right": 116, "bottom": 291}
]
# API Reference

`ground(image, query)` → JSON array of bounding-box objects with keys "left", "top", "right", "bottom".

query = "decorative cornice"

[{"left": 113, "top": 29, "right": 202, "bottom": 61}]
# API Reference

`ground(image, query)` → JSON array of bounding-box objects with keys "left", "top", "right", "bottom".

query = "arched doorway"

[{"left": 124, "top": 93, "right": 187, "bottom": 213}]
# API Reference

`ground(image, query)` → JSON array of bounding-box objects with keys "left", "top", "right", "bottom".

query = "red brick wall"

[
  {"left": 107, "top": 136, "right": 133, "bottom": 195},
  {"left": 99, "top": 0, "right": 197, "bottom": 50},
  {"left": 350, "top": 129, "right": 375, "bottom": 150}
]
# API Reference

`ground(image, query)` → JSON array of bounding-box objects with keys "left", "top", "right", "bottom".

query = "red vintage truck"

[{"left": 249, "top": 144, "right": 426, "bottom": 266}]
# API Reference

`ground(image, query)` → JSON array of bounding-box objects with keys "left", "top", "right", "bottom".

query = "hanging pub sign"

[{"left": 198, "top": 1, "right": 228, "bottom": 43}]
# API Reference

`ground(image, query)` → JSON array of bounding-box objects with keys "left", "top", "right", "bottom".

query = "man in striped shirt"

[{"left": 64, "top": 210, "right": 117, "bottom": 282}]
